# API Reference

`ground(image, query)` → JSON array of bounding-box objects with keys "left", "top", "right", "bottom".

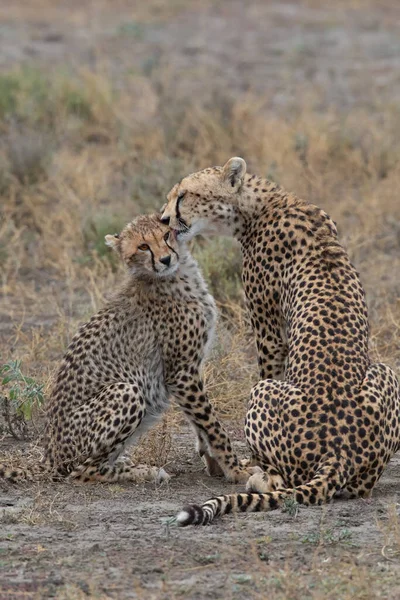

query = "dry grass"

[
  {"left": 1, "top": 67, "right": 399, "bottom": 465},
  {"left": 1, "top": 69, "right": 399, "bottom": 424}
]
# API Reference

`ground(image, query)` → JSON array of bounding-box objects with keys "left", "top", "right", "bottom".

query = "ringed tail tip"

[{"left": 176, "top": 504, "right": 209, "bottom": 526}]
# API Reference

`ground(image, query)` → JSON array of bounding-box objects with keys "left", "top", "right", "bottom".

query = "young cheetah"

[
  {"left": 161, "top": 157, "right": 400, "bottom": 525},
  {"left": 0, "top": 214, "right": 252, "bottom": 485}
]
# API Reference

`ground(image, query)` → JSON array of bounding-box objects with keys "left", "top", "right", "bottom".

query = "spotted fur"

[
  {"left": 0, "top": 214, "right": 252, "bottom": 485},
  {"left": 161, "top": 158, "right": 400, "bottom": 525}
]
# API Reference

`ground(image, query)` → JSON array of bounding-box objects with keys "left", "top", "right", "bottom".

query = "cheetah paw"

[
  {"left": 239, "top": 458, "right": 260, "bottom": 468},
  {"left": 231, "top": 465, "right": 263, "bottom": 484},
  {"left": 246, "top": 471, "right": 270, "bottom": 493},
  {"left": 155, "top": 467, "right": 171, "bottom": 484},
  {"left": 202, "top": 454, "right": 225, "bottom": 478}
]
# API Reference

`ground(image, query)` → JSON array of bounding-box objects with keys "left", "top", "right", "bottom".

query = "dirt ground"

[
  {"left": 2, "top": 434, "right": 400, "bottom": 600},
  {"left": 1, "top": 1, "right": 400, "bottom": 599}
]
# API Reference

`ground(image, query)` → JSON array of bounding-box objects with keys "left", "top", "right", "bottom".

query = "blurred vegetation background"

[{"left": 0, "top": 2, "right": 400, "bottom": 598}]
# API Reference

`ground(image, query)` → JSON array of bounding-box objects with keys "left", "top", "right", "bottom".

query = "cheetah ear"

[
  {"left": 105, "top": 233, "right": 120, "bottom": 251},
  {"left": 222, "top": 157, "right": 247, "bottom": 189}
]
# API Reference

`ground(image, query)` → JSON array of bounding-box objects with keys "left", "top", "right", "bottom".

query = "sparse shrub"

[
  {"left": 302, "top": 527, "right": 353, "bottom": 546},
  {"left": 0, "top": 360, "right": 44, "bottom": 439},
  {"left": 282, "top": 497, "right": 300, "bottom": 517}
]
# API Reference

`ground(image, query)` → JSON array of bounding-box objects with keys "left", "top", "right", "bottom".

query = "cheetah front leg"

[
  {"left": 190, "top": 425, "right": 225, "bottom": 477},
  {"left": 169, "top": 372, "right": 253, "bottom": 483}
]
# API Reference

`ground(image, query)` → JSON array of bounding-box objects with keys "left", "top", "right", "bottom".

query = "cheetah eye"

[
  {"left": 164, "top": 232, "right": 170, "bottom": 242},
  {"left": 177, "top": 191, "right": 186, "bottom": 203},
  {"left": 138, "top": 244, "right": 150, "bottom": 251}
]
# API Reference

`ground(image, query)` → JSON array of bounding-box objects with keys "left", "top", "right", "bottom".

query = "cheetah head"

[
  {"left": 105, "top": 213, "right": 180, "bottom": 278},
  {"left": 160, "top": 157, "right": 247, "bottom": 240}
]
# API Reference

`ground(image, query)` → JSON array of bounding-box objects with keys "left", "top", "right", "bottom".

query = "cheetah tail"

[
  {"left": 0, "top": 463, "right": 47, "bottom": 483},
  {"left": 176, "top": 462, "right": 345, "bottom": 526},
  {"left": 176, "top": 491, "right": 288, "bottom": 526}
]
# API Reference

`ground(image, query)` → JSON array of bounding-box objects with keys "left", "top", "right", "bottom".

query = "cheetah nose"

[
  {"left": 160, "top": 216, "right": 170, "bottom": 225},
  {"left": 160, "top": 255, "right": 171, "bottom": 266}
]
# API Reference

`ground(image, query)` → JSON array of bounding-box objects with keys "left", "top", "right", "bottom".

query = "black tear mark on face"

[
  {"left": 165, "top": 237, "right": 179, "bottom": 258},
  {"left": 149, "top": 247, "right": 157, "bottom": 272}
]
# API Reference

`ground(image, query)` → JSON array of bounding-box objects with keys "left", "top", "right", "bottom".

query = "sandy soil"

[{"left": 1, "top": 431, "right": 400, "bottom": 599}]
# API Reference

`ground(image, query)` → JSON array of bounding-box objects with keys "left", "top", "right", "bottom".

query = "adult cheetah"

[
  {"left": 160, "top": 157, "right": 400, "bottom": 525},
  {"left": 0, "top": 214, "right": 252, "bottom": 485}
]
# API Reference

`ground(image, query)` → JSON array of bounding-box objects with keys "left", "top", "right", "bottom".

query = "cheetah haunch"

[
  {"left": 0, "top": 214, "right": 251, "bottom": 485},
  {"left": 161, "top": 157, "right": 400, "bottom": 525}
]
